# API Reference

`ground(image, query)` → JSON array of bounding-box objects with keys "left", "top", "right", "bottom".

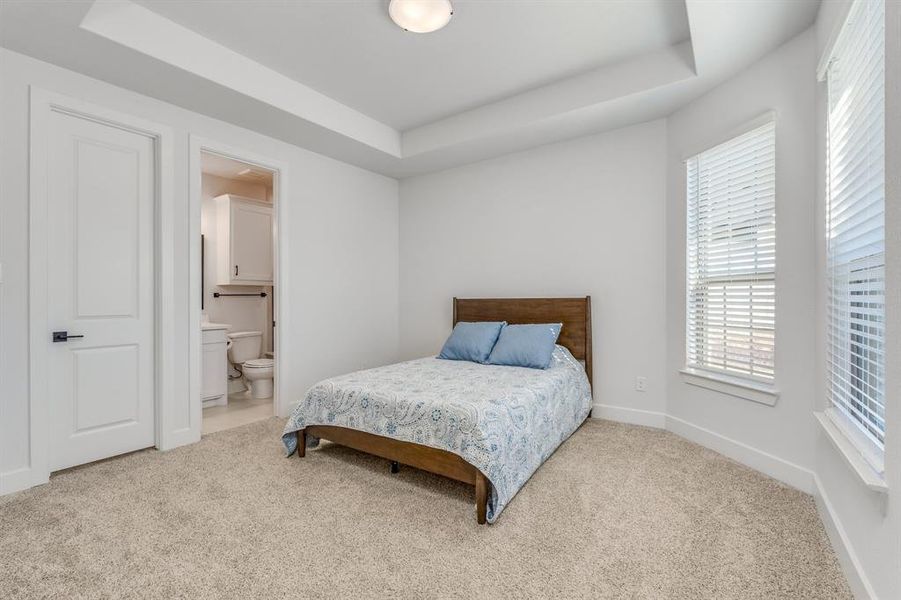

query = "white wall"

[
  {"left": 201, "top": 173, "right": 274, "bottom": 355},
  {"left": 664, "top": 29, "right": 819, "bottom": 489},
  {"left": 0, "top": 48, "right": 399, "bottom": 493},
  {"left": 399, "top": 120, "right": 668, "bottom": 418},
  {"left": 811, "top": 2, "right": 901, "bottom": 598}
]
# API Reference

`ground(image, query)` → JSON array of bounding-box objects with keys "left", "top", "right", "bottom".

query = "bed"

[{"left": 282, "top": 297, "right": 593, "bottom": 524}]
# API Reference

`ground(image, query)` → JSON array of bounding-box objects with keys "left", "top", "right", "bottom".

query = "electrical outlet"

[{"left": 635, "top": 376, "right": 647, "bottom": 392}]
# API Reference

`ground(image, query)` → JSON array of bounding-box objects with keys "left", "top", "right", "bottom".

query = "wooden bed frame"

[{"left": 296, "top": 296, "right": 593, "bottom": 524}]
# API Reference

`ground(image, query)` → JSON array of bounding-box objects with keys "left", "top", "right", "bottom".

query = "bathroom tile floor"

[{"left": 202, "top": 391, "right": 273, "bottom": 435}]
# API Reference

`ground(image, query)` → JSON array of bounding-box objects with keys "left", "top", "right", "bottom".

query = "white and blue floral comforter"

[{"left": 281, "top": 346, "right": 592, "bottom": 523}]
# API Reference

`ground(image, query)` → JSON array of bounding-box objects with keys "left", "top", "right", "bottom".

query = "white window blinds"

[
  {"left": 686, "top": 120, "right": 776, "bottom": 382},
  {"left": 826, "top": 0, "right": 885, "bottom": 445}
]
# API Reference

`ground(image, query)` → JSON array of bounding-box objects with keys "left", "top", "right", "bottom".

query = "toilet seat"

[{"left": 244, "top": 358, "right": 274, "bottom": 369}]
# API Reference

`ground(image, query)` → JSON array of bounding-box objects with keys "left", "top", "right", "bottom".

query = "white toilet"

[{"left": 226, "top": 330, "right": 274, "bottom": 399}]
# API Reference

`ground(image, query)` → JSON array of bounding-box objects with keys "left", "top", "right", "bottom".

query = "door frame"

[
  {"left": 188, "top": 136, "right": 288, "bottom": 420},
  {"left": 27, "top": 87, "right": 175, "bottom": 487}
]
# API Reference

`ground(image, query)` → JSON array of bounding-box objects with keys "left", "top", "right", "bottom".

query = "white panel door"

[
  {"left": 47, "top": 109, "right": 156, "bottom": 471},
  {"left": 231, "top": 201, "right": 273, "bottom": 283}
]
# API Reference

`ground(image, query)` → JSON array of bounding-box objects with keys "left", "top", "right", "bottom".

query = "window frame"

[
  {"left": 820, "top": 0, "right": 886, "bottom": 454},
  {"left": 812, "top": 0, "right": 887, "bottom": 491},
  {"left": 682, "top": 114, "right": 778, "bottom": 398}
]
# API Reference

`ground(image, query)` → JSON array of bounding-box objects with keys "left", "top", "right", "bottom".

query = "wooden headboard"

[{"left": 453, "top": 297, "right": 592, "bottom": 391}]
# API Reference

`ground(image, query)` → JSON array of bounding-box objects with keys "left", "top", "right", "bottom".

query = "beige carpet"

[{"left": 0, "top": 418, "right": 850, "bottom": 599}]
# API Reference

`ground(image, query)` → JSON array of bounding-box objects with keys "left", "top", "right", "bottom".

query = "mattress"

[{"left": 282, "top": 345, "right": 591, "bottom": 522}]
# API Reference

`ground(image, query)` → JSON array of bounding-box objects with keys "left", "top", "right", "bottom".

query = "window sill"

[
  {"left": 679, "top": 368, "right": 779, "bottom": 406},
  {"left": 815, "top": 410, "right": 887, "bottom": 493}
]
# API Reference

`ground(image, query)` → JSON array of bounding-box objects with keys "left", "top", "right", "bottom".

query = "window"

[
  {"left": 825, "top": 0, "right": 885, "bottom": 446},
  {"left": 686, "top": 120, "right": 776, "bottom": 384}
]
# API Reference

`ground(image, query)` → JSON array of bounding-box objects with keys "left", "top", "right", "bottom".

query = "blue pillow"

[
  {"left": 438, "top": 321, "right": 505, "bottom": 363},
  {"left": 486, "top": 323, "right": 562, "bottom": 369}
]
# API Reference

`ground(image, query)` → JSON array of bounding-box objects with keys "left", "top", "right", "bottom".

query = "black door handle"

[
  {"left": 52, "top": 331, "right": 84, "bottom": 343},
  {"left": 235, "top": 265, "right": 239, "bottom": 277}
]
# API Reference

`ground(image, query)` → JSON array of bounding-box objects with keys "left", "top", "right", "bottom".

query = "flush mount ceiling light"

[{"left": 388, "top": 0, "right": 453, "bottom": 33}]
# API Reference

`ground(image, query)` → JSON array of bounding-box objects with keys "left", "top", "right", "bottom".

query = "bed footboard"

[{"left": 295, "top": 426, "right": 489, "bottom": 524}]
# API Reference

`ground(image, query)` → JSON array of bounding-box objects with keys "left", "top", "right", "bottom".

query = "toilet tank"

[{"left": 226, "top": 330, "right": 262, "bottom": 364}]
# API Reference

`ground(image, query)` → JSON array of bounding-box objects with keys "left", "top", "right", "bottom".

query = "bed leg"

[
  {"left": 475, "top": 471, "right": 488, "bottom": 525},
  {"left": 296, "top": 429, "right": 306, "bottom": 458},
  {"left": 390, "top": 461, "right": 399, "bottom": 474}
]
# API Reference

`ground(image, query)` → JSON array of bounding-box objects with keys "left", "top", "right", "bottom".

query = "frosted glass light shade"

[{"left": 388, "top": 0, "right": 453, "bottom": 33}]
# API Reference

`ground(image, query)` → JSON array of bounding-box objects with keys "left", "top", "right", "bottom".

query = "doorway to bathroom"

[{"left": 193, "top": 144, "right": 282, "bottom": 435}]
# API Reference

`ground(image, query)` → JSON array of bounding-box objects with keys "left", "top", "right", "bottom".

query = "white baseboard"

[
  {"left": 0, "top": 466, "right": 43, "bottom": 496},
  {"left": 813, "top": 475, "right": 875, "bottom": 600},
  {"left": 666, "top": 414, "right": 814, "bottom": 493},
  {"left": 592, "top": 403, "right": 666, "bottom": 428},
  {"left": 159, "top": 427, "right": 201, "bottom": 451},
  {"left": 201, "top": 395, "right": 227, "bottom": 409},
  {"left": 593, "top": 404, "right": 813, "bottom": 494}
]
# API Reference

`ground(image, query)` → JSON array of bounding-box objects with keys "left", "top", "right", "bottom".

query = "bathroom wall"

[{"left": 200, "top": 172, "right": 275, "bottom": 356}]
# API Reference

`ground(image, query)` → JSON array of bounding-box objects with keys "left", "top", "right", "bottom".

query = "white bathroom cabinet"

[
  {"left": 214, "top": 194, "right": 274, "bottom": 286},
  {"left": 201, "top": 324, "right": 229, "bottom": 407}
]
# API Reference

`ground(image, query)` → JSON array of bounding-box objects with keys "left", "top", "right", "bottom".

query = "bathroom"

[{"left": 199, "top": 151, "right": 276, "bottom": 434}]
